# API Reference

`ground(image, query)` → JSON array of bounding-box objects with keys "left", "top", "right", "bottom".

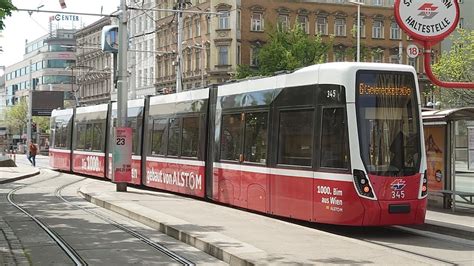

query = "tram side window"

[
  {"left": 92, "top": 122, "right": 103, "bottom": 151},
  {"left": 76, "top": 124, "right": 86, "bottom": 150},
  {"left": 54, "top": 122, "right": 62, "bottom": 148},
  {"left": 151, "top": 118, "right": 168, "bottom": 156},
  {"left": 85, "top": 124, "right": 93, "bottom": 150},
  {"left": 181, "top": 117, "right": 199, "bottom": 158},
  {"left": 127, "top": 119, "right": 140, "bottom": 155},
  {"left": 167, "top": 118, "right": 181, "bottom": 156},
  {"left": 62, "top": 122, "right": 69, "bottom": 148},
  {"left": 221, "top": 114, "right": 243, "bottom": 161},
  {"left": 278, "top": 110, "right": 314, "bottom": 167},
  {"left": 244, "top": 112, "right": 267, "bottom": 163},
  {"left": 320, "top": 107, "right": 348, "bottom": 169}
]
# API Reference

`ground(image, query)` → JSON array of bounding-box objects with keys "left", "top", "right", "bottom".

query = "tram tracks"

[{"left": 6, "top": 170, "right": 195, "bottom": 266}]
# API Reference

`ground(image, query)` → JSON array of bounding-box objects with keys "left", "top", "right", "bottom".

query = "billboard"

[
  {"left": 424, "top": 125, "right": 445, "bottom": 192},
  {"left": 32, "top": 91, "right": 64, "bottom": 116}
]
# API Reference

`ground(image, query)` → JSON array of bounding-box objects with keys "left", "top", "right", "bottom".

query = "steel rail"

[
  {"left": 55, "top": 174, "right": 195, "bottom": 266},
  {"left": 6, "top": 175, "right": 87, "bottom": 266}
]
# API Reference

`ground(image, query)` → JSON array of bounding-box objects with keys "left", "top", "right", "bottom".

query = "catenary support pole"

[
  {"left": 27, "top": 59, "right": 33, "bottom": 148},
  {"left": 116, "top": 0, "right": 129, "bottom": 192}
]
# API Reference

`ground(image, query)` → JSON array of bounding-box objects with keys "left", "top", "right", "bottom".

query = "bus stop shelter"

[{"left": 422, "top": 107, "right": 474, "bottom": 211}]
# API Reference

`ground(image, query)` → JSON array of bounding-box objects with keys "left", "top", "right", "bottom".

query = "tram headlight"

[{"left": 353, "top": 169, "right": 375, "bottom": 199}]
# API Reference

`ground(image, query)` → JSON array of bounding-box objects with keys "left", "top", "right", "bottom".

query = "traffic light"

[{"left": 32, "top": 122, "right": 37, "bottom": 133}]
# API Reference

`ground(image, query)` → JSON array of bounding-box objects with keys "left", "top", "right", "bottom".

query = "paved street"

[{"left": 0, "top": 159, "right": 473, "bottom": 265}]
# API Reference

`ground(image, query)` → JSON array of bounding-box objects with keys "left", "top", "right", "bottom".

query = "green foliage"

[
  {"left": 432, "top": 29, "right": 474, "bottom": 107},
  {"left": 0, "top": 0, "right": 16, "bottom": 30},
  {"left": 4, "top": 98, "right": 51, "bottom": 135},
  {"left": 236, "top": 24, "right": 332, "bottom": 78}
]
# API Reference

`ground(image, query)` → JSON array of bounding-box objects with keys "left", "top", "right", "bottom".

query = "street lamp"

[{"left": 350, "top": 0, "right": 365, "bottom": 62}]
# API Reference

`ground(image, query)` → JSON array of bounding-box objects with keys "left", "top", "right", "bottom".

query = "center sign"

[{"left": 395, "top": 0, "right": 459, "bottom": 44}]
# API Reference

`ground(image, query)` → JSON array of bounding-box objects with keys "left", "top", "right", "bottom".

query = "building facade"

[
  {"left": 441, "top": 0, "right": 473, "bottom": 52},
  {"left": 75, "top": 17, "right": 114, "bottom": 106},
  {"left": 149, "top": 0, "right": 439, "bottom": 93},
  {"left": 127, "top": 0, "right": 158, "bottom": 99},
  {"left": 5, "top": 29, "right": 76, "bottom": 106}
]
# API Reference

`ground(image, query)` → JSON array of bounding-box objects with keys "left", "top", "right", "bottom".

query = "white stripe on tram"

[
  {"left": 49, "top": 148, "right": 71, "bottom": 153},
  {"left": 146, "top": 156, "right": 205, "bottom": 167},
  {"left": 213, "top": 162, "right": 352, "bottom": 182},
  {"left": 73, "top": 150, "right": 106, "bottom": 157}
]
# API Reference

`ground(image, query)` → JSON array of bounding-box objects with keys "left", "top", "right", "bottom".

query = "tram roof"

[
  {"left": 422, "top": 107, "right": 474, "bottom": 122},
  {"left": 218, "top": 62, "right": 416, "bottom": 97},
  {"left": 51, "top": 108, "right": 73, "bottom": 117}
]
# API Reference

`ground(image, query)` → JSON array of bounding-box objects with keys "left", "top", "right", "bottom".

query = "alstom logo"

[
  {"left": 418, "top": 3, "right": 439, "bottom": 19},
  {"left": 390, "top": 179, "right": 407, "bottom": 191}
]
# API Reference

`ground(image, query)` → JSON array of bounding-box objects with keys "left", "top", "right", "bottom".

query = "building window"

[
  {"left": 334, "top": 49, "right": 346, "bottom": 62},
  {"left": 251, "top": 12, "right": 264, "bottom": 32},
  {"left": 206, "top": 46, "right": 210, "bottom": 69},
  {"left": 297, "top": 15, "right": 309, "bottom": 34},
  {"left": 278, "top": 14, "right": 289, "bottom": 31},
  {"left": 373, "top": 0, "right": 383, "bottom": 6},
  {"left": 335, "top": 18, "right": 346, "bottom": 36},
  {"left": 237, "top": 10, "right": 241, "bottom": 30},
  {"left": 390, "top": 21, "right": 401, "bottom": 39},
  {"left": 195, "top": 50, "right": 201, "bottom": 70},
  {"left": 207, "top": 15, "right": 211, "bottom": 34},
  {"left": 408, "top": 57, "right": 418, "bottom": 72},
  {"left": 218, "top": 11, "right": 230, "bottom": 29},
  {"left": 187, "top": 50, "right": 192, "bottom": 72},
  {"left": 316, "top": 17, "right": 328, "bottom": 35},
  {"left": 353, "top": 19, "right": 365, "bottom": 38},
  {"left": 218, "top": 46, "right": 229, "bottom": 65},
  {"left": 250, "top": 46, "right": 260, "bottom": 66},
  {"left": 186, "top": 20, "right": 192, "bottom": 39},
  {"left": 195, "top": 19, "right": 201, "bottom": 36},
  {"left": 372, "top": 20, "right": 384, "bottom": 39},
  {"left": 372, "top": 49, "right": 383, "bottom": 62}
]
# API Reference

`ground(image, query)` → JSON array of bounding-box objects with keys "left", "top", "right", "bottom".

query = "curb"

[
  {"left": 0, "top": 169, "right": 40, "bottom": 184},
  {"left": 406, "top": 219, "right": 474, "bottom": 240},
  {"left": 78, "top": 190, "right": 263, "bottom": 266}
]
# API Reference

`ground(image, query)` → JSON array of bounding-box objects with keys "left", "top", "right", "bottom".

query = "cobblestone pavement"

[{"left": 0, "top": 217, "right": 29, "bottom": 265}]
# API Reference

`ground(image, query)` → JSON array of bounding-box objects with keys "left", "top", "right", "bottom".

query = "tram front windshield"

[{"left": 356, "top": 71, "right": 421, "bottom": 177}]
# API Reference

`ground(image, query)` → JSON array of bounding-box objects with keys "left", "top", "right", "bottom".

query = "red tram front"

[{"left": 210, "top": 63, "right": 427, "bottom": 226}]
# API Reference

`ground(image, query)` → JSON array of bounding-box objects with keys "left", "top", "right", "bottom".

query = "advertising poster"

[
  {"left": 113, "top": 127, "right": 132, "bottom": 182},
  {"left": 424, "top": 126, "right": 445, "bottom": 192}
]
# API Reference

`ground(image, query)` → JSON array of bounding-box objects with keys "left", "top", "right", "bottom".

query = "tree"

[
  {"left": 432, "top": 29, "right": 474, "bottom": 108},
  {"left": 5, "top": 98, "right": 51, "bottom": 135},
  {"left": 0, "top": 0, "right": 16, "bottom": 30},
  {"left": 236, "top": 24, "right": 332, "bottom": 78}
]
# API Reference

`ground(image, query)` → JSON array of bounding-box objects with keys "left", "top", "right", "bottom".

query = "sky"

[{"left": 0, "top": 0, "right": 120, "bottom": 68}]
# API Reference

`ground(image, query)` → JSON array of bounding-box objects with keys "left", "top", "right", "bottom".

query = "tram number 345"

[{"left": 391, "top": 191, "right": 405, "bottom": 199}]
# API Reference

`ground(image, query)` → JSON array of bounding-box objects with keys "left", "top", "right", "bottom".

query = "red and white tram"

[{"left": 49, "top": 62, "right": 427, "bottom": 226}]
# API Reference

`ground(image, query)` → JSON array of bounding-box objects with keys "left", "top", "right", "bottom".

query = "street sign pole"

[
  {"left": 27, "top": 59, "right": 33, "bottom": 147},
  {"left": 116, "top": 0, "right": 129, "bottom": 192}
]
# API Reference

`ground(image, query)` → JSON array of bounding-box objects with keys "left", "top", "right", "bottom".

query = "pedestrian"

[{"left": 27, "top": 141, "right": 37, "bottom": 167}]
